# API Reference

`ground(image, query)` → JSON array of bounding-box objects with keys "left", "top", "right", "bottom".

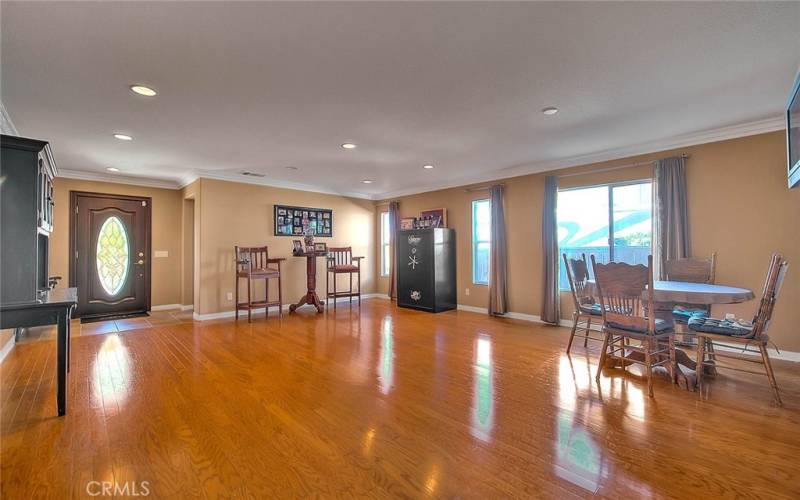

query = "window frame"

[
  {"left": 380, "top": 211, "right": 391, "bottom": 277},
  {"left": 557, "top": 178, "right": 653, "bottom": 290},
  {"left": 471, "top": 198, "right": 491, "bottom": 286}
]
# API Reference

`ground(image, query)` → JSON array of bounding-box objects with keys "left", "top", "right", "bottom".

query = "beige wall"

[
  {"left": 181, "top": 198, "right": 194, "bottom": 306},
  {"left": 191, "top": 179, "right": 375, "bottom": 316},
  {"left": 50, "top": 178, "right": 183, "bottom": 307},
  {"left": 377, "top": 131, "right": 800, "bottom": 351}
]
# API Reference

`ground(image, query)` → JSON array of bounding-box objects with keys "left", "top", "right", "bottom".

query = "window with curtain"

[
  {"left": 557, "top": 181, "right": 652, "bottom": 290},
  {"left": 472, "top": 199, "right": 491, "bottom": 285},
  {"left": 380, "top": 211, "right": 391, "bottom": 277}
]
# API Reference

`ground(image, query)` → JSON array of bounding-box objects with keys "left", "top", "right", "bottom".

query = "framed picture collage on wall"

[{"left": 274, "top": 204, "right": 333, "bottom": 237}]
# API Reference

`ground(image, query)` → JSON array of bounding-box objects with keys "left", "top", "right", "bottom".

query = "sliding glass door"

[{"left": 557, "top": 181, "right": 652, "bottom": 288}]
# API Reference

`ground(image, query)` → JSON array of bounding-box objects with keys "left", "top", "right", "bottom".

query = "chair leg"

[
  {"left": 584, "top": 316, "right": 592, "bottom": 347},
  {"left": 357, "top": 269, "right": 361, "bottom": 307},
  {"left": 333, "top": 273, "right": 337, "bottom": 310},
  {"left": 326, "top": 268, "right": 330, "bottom": 303},
  {"left": 566, "top": 312, "right": 579, "bottom": 354},
  {"left": 265, "top": 277, "right": 270, "bottom": 319},
  {"left": 696, "top": 336, "right": 706, "bottom": 397},
  {"left": 595, "top": 331, "right": 610, "bottom": 382},
  {"left": 278, "top": 275, "right": 283, "bottom": 318},
  {"left": 645, "top": 338, "right": 654, "bottom": 398},
  {"left": 759, "top": 344, "right": 782, "bottom": 407},
  {"left": 349, "top": 272, "right": 353, "bottom": 304},
  {"left": 669, "top": 335, "right": 678, "bottom": 385},
  {"left": 247, "top": 278, "right": 252, "bottom": 323},
  {"left": 234, "top": 276, "right": 239, "bottom": 321}
]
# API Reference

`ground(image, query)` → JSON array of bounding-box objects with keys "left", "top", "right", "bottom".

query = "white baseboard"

[
  {"left": 455, "top": 304, "right": 799, "bottom": 363},
  {"left": 150, "top": 304, "right": 194, "bottom": 312},
  {"left": 150, "top": 303, "right": 183, "bottom": 311},
  {"left": 0, "top": 334, "right": 15, "bottom": 364},
  {"left": 192, "top": 294, "right": 385, "bottom": 321}
]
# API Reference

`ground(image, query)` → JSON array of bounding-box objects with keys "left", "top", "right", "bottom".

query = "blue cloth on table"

[
  {"left": 579, "top": 303, "right": 605, "bottom": 316},
  {"left": 687, "top": 316, "right": 754, "bottom": 337},
  {"left": 672, "top": 308, "right": 708, "bottom": 324}
]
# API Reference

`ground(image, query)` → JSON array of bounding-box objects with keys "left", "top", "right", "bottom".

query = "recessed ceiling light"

[
  {"left": 542, "top": 106, "right": 559, "bottom": 115},
  {"left": 130, "top": 85, "right": 157, "bottom": 97},
  {"left": 106, "top": 167, "right": 120, "bottom": 172},
  {"left": 423, "top": 164, "right": 434, "bottom": 169},
  {"left": 113, "top": 133, "right": 133, "bottom": 141},
  {"left": 361, "top": 179, "right": 373, "bottom": 184},
  {"left": 285, "top": 166, "right": 298, "bottom": 170},
  {"left": 341, "top": 143, "right": 357, "bottom": 149}
]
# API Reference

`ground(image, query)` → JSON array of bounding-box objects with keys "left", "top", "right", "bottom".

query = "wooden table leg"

[
  {"left": 290, "top": 254, "right": 325, "bottom": 314},
  {"left": 56, "top": 310, "right": 69, "bottom": 416}
]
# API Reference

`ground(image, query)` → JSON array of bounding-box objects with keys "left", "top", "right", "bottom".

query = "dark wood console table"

[
  {"left": 289, "top": 251, "right": 328, "bottom": 314},
  {"left": 0, "top": 287, "right": 77, "bottom": 416}
]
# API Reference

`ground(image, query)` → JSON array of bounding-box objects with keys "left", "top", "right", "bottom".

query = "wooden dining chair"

[
  {"left": 692, "top": 253, "right": 788, "bottom": 406},
  {"left": 592, "top": 255, "right": 676, "bottom": 398},
  {"left": 665, "top": 253, "right": 717, "bottom": 325},
  {"left": 562, "top": 253, "right": 605, "bottom": 354},
  {"left": 234, "top": 246, "right": 284, "bottom": 322},
  {"left": 326, "top": 247, "right": 364, "bottom": 309}
]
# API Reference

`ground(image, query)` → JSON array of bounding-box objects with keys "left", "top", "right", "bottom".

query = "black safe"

[{"left": 396, "top": 228, "right": 456, "bottom": 312}]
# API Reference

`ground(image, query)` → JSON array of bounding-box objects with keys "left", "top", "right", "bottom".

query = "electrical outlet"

[
  {"left": 465, "top": 288, "right": 470, "bottom": 296},
  {"left": 226, "top": 292, "right": 233, "bottom": 301}
]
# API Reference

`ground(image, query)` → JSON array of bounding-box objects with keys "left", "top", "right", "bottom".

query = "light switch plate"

[{"left": 154, "top": 250, "right": 169, "bottom": 258}]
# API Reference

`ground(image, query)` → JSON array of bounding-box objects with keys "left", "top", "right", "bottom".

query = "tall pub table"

[
  {"left": 289, "top": 250, "right": 329, "bottom": 313},
  {"left": 0, "top": 287, "right": 77, "bottom": 416}
]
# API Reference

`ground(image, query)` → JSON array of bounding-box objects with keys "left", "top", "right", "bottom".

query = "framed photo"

[
  {"left": 419, "top": 208, "right": 447, "bottom": 228},
  {"left": 292, "top": 240, "right": 303, "bottom": 255},
  {"left": 274, "top": 204, "right": 334, "bottom": 237},
  {"left": 400, "top": 217, "right": 416, "bottom": 230},
  {"left": 314, "top": 242, "right": 327, "bottom": 252}
]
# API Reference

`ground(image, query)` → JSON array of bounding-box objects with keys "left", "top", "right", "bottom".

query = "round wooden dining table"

[
  {"left": 645, "top": 280, "right": 755, "bottom": 304},
  {"left": 586, "top": 280, "right": 755, "bottom": 305},
  {"left": 585, "top": 279, "right": 755, "bottom": 390}
]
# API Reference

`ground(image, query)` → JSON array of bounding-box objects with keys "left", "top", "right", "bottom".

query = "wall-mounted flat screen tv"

[{"left": 787, "top": 70, "right": 800, "bottom": 189}]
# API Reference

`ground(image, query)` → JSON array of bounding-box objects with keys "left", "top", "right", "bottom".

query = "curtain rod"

[
  {"left": 465, "top": 182, "right": 505, "bottom": 192},
  {"left": 556, "top": 154, "right": 689, "bottom": 179}
]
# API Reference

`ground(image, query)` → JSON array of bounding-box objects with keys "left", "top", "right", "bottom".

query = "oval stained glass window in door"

[{"left": 96, "top": 216, "right": 130, "bottom": 296}]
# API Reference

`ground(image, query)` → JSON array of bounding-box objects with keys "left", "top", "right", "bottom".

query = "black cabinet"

[
  {"left": 396, "top": 228, "right": 456, "bottom": 312},
  {"left": 1, "top": 135, "right": 57, "bottom": 305}
]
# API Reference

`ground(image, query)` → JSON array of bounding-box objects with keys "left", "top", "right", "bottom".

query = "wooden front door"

[{"left": 70, "top": 192, "right": 151, "bottom": 318}]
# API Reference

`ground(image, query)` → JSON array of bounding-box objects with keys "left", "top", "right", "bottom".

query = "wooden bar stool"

[
  {"left": 234, "top": 246, "right": 284, "bottom": 322},
  {"left": 326, "top": 247, "right": 363, "bottom": 309}
]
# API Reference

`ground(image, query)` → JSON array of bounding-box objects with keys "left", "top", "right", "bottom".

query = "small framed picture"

[
  {"left": 419, "top": 208, "right": 447, "bottom": 228},
  {"left": 314, "top": 242, "right": 327, "bottom": 252},
  {"left": 292, "top": 240, "right": 303, "bottom": 255},
  {"left": 400, "top": 217, "right": 416, "bottom": 230}
]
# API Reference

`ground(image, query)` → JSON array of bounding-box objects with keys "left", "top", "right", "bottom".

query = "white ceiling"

[{"left": 2, "top": 1, "right": 799, "bottom": 199}]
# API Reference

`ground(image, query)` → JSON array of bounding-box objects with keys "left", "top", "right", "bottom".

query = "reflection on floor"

[{"left": 1, "top": 300, "right": 798, "bottom": 498}]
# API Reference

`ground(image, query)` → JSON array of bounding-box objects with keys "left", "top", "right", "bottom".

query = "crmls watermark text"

[{"left": 86, "top": 481, "right": 151, "bottom": 497}]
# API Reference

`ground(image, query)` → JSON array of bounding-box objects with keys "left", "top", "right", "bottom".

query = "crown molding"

[
  {"left": 186, "top": 171, "right": 373, "bottom": 199},
  {"left": 376, "top": 116, "right": 785, "bottom": 200},
  {"left": 44, "top": 115, "right": 786, "bottom": 201},
  {"left": 57, "top": 169, "right": 183, "bottom": 190},
  {"left": 57, "top": 168, "right": 374, "bottom": 199}
]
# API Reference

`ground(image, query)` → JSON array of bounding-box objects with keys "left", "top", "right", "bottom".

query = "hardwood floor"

[{"left": 2, "top": 299, "right": 799, "bottom": 498}]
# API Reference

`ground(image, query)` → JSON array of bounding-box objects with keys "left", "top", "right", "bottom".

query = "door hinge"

[
  {"left": 75, "top": 250, "right": 78, "bottom": 260},
  {"left": 142, "top": 201, "right": 147, "bottom": 207},
  {"left": 75, "top": 204, "right": 78, "bottom": 214}
]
